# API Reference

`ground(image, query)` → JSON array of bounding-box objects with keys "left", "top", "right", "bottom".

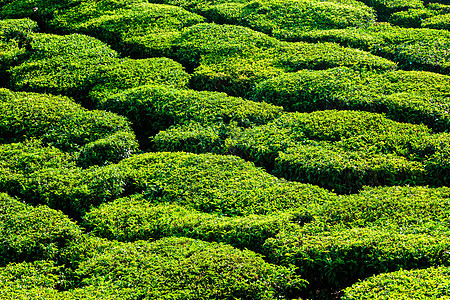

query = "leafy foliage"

[
  {"left": 0, "top": 193, "right": 82, "bottom": 267},
  {"left": 343, "top": 266, "right": 450, "bottom": 299},
  {"left": 253, "top": 67, "right": 450, "bottom": 131}
]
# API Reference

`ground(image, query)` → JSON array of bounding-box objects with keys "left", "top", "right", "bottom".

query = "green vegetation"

[
  {"left": 294, "top": 23, "right": 450, "bottom": 74},
  {"left": 3, "top": 0, "right": 450, "bottom": 298},
  {"left": 0, "top": 19, "right": 36, "bottom": 77},
  {"left": 75, "top": 237, "right": 305, "bottom": 299},
  {"left": 98, "top": 84, "right": 282, "bottom": 142},
  {"left": 153, "top": 0, "right": 375, "bottom": 38},
  {"left": 84, "top": 194, "right": 311, "bottom": 250},
  {"left": 226, "top": 110, "right": 450, "bottom": 192},
  {"left": 0, "top": 89, "right": 137, "bottom": 161},
  {"left": 343, "top": 266, "right": 450, "bottom": 299},
  {"left": 390, "top": 3, "right": 450, "bottom": 29},
  {"left": 51, "top": 0, "right": 205, "bottom": 57},
  {"left": 253, "top": 67, "right": 450, "bottom": 131},
  {"left": 176, "top": 23, "right": 396, "bottom": 96},
  {"left": 0, "top": 193, "right": 82, "bottom": 266},
  {"left": 8, "top": 32, "right": 189, "bottom": 102}
]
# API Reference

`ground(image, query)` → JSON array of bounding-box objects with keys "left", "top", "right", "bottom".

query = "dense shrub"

[
  {"left": 75, "top": 237, "right": 306, "bottom": 299},
  {"left": 154, "top": 0, "right": 375, "bottom": 35},
  {"left": 342, "top": 266, "right": 450, "bottom": 299},
  {"left": 274, "top": 144, "right": 425, "bottom": 193},
  {"left": 84, "top": 194, "right": 311, "bottom": 250},
  {"left": 0, "top": 259, "right": 145, "bottom": 299},
  {"left": 0, "top": 142, "right": 333, "bottom": 218},
  {"left": 226, "top": 110, "right": 450, "bottom": 192},
  {"left": 77, "top": 131, "right": 138, "bottom": 167},
  {"left": 9, "top": 32, "right": 189, "bottom": 101},
  {"left": 51, "top": 1, "right": 205, "bottom": 57},
  {"left": 8, "top": 33, "right": 117, "bottom": 98},
  {"left": 293, "top": 24, "right": 450, "bottom": 74},
  {"left": 176, "top": 23, "right": 396, "bottom": 96},
  {"left": 203, "top": 0, "right": 375, "bottom": 38},
  {"left": 0, "top": 19, "right": 37, "bottom": 75},
  {"left": 390, "top": 3, "right": 450, "bottom": 28},
  {"left": 357, "top": 0, "right": 424, "bottom": 20},
  {"left": 253, "top": 67, "right": 450, "bottom": 131},
  {"left": 115, "top": 151, "right": 334, "bottom": 216},
  {"left": 0, "top": 193, "right": 82, "bottom": 266},
  {"left": 423, "top": 13, "right": 450, "bottom": 30},
  {"left": 0, "top": 0, "right": 80, "bottom": 24},
  {"left": 99, "top": 84, "right": 282, "bottom": 142},
  {"left": 0, "top": 89, "right": 136, "bottom": 154},
  {"left": 263, "top": 224, "right": 450, "bottom": 293},
  {"left": 152, "top": 121, "right": 225, "bottom": 153},
  {"left": 316, "top": 185, "right": 450, "bottom": 231},
  {"left": 88, "top": 57, "right": 190, "bottom": 101}
]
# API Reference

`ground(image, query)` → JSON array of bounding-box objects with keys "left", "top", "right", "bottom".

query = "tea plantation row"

[{"left": 1, "top": 0, "right": 450, "bottom": 298}]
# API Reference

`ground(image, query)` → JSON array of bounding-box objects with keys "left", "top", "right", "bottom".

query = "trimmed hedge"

[
  {"left": 98, "top": 84, "right": 282, "bottom": 141},
  {"left": 0, "top": 88, "right": 137, "bottom": 155},
  {"left": 390, "top": 3, "right": 450, "bottom": 28},
  {"left": 342, "top": 266, "right": 450, "bottom": 299},
  {"left": 88, "top": 57, "right": 190, "bottom": 101},
  {"left": 202, "top": 0, "right": 375, "bottom": 39},
  {"left": 226, "top": 110, "right": 450, "bottom": 192},
  {"left": 152, "top": 121, "right": 227, "bottom": 153},
  {"left": 51, "top": 1, "right": 205, "bottom": 57},
  {"left": 358, "top": 0, "right": 424, "bottom": 20},
  {"left": 263, "top": 224, "right": 450, "bottom": 294},
  {"left": 0, "top": 0, "right": 80, "bottom": 24},
  {"left": 83, "top": 194, "right": 311, "bottom": 250},
  {"left": 9, "top": 33, "right": 117, "bottom": 98},
  {"left": 275, "top": 144, "right": 425, "bottom": 193},
  {"left": 253, "top": 67, "right": 450, "bottom": 131},
  {"left": 292, "top": 24, "right": 450, "bottom": 74},
  {"left": 75, "top": 237, "right": 306, "bottom": 299},
  {"left": 316, "top": 185, "right": 450, "bottom": 231},
  {"left": 9, "top": 32, "right": 189, "bottom": 101},
  {"left": 0, "top": 193, "right": 82, "bottom": 267},
  {"left": 114, "top": 151, "right": 334, "bottom": 216},
  {"left": 0, "top": 18, "right": 37, "bottom": 76},
  {"left": 176, "top": 23, "right": 396, "bottom": 96},
  {"left": 0, "top": 260, "right": 151, "bottom": 299},
  {"left": 0, "top": 142, "right": 333, "bottom": 218}
]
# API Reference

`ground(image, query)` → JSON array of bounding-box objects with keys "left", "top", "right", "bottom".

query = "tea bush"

[
  {"left": 0, "top": 0, "right": 80, "bottom": 24},
  {"left": 9, "top": 32, "right": 189, "bottom": 101},
  {"left": 263, "top": 224, "right": 450, "bottom": 292},
  {"left": 316, "top": 185, "right": 450, "bottom": 231},
  {"left": 293, "top": 24, "right": 450, "bottom": 74},
  {"left": 115, "top": 151, "right": 334, "bottom": 216},
  {"left": 390, "top": 3, "right": 450, "bottom": 28},
  {"left": 253, "top": 67, "right": 450, "bottom": 131},
  {"left": 226, "top": 110, "right": 450, "bottom": 192},
  {"left": 0, "top": 142, "right": 333, "bottom": 218},
  {"left": 77, "top": 131, "right": 138, "bottom": 167},
  {"left": 342, "top": 266, "right": 450, "bottom": 299},
  {"left": 358, "top": 0, "right": 424, "bottom": 20},
  {"left": 203, "top": 0, "right": 375, "bottom": 39},
  {"left": 9, "top": 33, "right": 118, "bottom": 98},
  {"left": 75, "top": 236, "right": 306, "bottom": 299},
  {"left": 84, "top": 194, "right": 311, "bottom": 250},
  {"left": 0, "top": 193, "right": 82, "bottom": 266},
  {"left": 98, "top": 84, "right": 282, "bottom": 139},
  {"left": 88, "top": 57, "right": 190, "bottom": 101},
  {"left": 51, "top": 0, "right": 205, "bottom": 57},
  {"left": 0, "top": 19, "right": 37, "bottom": 75},
  {"left": 0, "top": 89, "right": 137, "bottom": 155},
  {"left": 176, "top": 23, "right": 396, "bottom": 96},
  {"left": 153, "top": 0, "right": 375, "bottom": 35}
]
